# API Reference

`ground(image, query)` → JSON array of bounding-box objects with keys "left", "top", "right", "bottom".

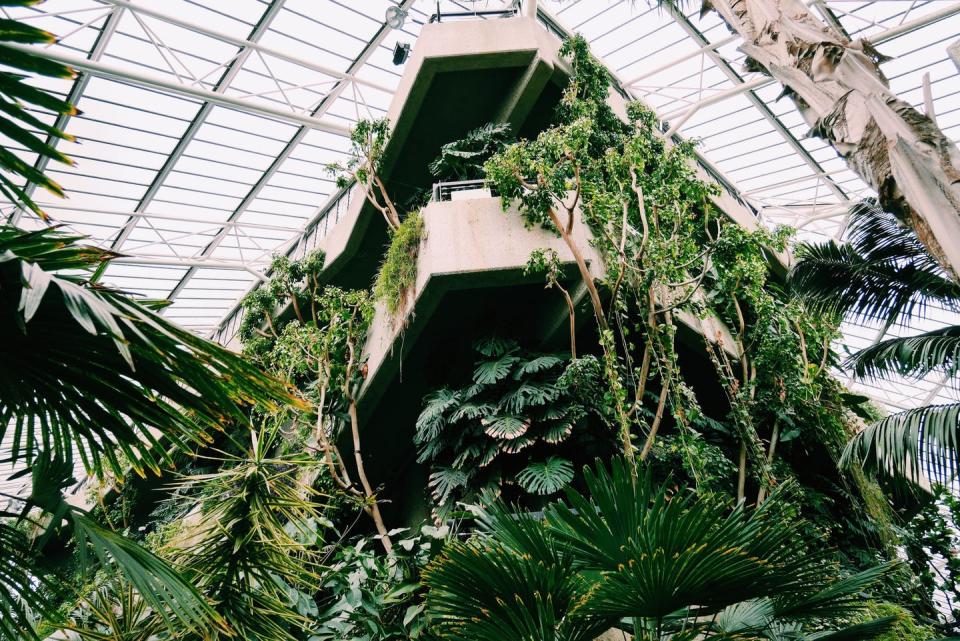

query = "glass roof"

[{"left": 3, "top": 0, "right": 958, "bottom": 414}]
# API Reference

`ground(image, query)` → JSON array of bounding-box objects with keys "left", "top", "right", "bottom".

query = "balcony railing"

[{"left": 432, "top": 179, "right": 497, "bottom": 202}]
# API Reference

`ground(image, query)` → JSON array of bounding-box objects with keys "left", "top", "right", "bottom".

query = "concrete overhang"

[
  {"left": 321, "top": 17, "right": 569, "bottom": 291},
  {"left": 356, "top": 194, "right": 737, "bottom": 418}
]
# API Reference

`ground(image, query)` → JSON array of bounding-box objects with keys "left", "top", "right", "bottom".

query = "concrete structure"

[{"left": 284, "top": 16, "right": 761, "bottom": 521}]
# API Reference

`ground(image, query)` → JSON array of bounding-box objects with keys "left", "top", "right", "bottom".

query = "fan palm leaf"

[
  {"left": 0, "top": 226, "right": 302, "bottom": 476},
  {"left": 423, "top": 503, "right": 617, "bottom": 641},
  {"left": 424, "top": 459, "right": 895, "bottom": 640}
]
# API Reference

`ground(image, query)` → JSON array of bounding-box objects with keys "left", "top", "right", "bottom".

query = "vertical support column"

[{"left": 523, "top": 0, "right": 538, "bottom": 18}]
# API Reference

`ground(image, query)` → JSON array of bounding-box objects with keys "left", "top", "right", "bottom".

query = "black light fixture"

[{"left": 393, "top": 42, "right": 411, "bottom": 66}]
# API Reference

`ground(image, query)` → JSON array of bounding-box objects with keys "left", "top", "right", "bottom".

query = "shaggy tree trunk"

[{"left": 703, "top": 0, "right": 960, "bottom": 281}]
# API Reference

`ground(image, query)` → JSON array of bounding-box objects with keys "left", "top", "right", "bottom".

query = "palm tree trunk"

[{"left": 703, "top": 0, "right": 960, "bottom": 281}]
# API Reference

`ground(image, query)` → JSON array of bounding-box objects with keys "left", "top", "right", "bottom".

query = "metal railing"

[
  {"left": 209, "top": 184, "right": 356, "bottom": 346},
  {"left": 432, "top": 179, "right": 496, "bottom": 202},
  {"left": 429, "top": 6, "right": 519, "bottom": 23}
]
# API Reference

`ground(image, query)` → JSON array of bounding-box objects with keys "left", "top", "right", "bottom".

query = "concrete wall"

[{"left": 359, "top": 193, "right": 600, "bottom": 404}]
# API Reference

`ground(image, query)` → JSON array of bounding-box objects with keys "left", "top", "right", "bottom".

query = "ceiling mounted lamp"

[{"left": 385, "top": 5, "right": 408, "bottom": 30}]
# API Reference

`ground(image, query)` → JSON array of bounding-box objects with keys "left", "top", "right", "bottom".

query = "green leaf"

[
  {"left": 473, "top": 354, "right": 520, "bottom": 385},
  {"left": 517, "top": 457, "right": 574, "bottom": 495},
  {"left": 841, "top": 403, "right": 960, "bottom": 485},
  {"left": 481, "top": 414, "right": 529, "bottom": 440}
]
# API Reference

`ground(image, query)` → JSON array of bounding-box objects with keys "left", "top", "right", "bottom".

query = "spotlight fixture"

[
  {"left": 385, "top": 5, "right": 408, "bottom": 29},
  {"left": 393, "top": 42, "right": 411, "bottom": 66}
]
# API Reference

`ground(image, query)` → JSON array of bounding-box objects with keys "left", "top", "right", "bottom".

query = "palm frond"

[
  {"left": 0, "top": 521, "right": 61, "bottom": 641},
  {"left": 164, "top": 426, "right": 325, "bottom": 641},
  {"left": 0, "top": 6, "right": 79, "bottom": 218},
  {"left": 841, "top": 403, "right": 960, "bottom": 484},
  {"left": 547, "top": 461, "right": 847, "bottom": 619},
  {"left": 423, "top": 504, "right": 616, "bottom": 641},
  {"left": 790, "top": 201, "right": 960, "bottom": 328},
  {"left": 0, "top": 226, "right": 301, "bottom": 476},
  {"left": 847, "top": 324, "right": 960, "bottom": 381},
  {"left": 70, "top": 514, "right": 225, "bottom": 637}
]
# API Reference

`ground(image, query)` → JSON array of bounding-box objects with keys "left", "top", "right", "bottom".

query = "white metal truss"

[{"left": 4, "top": 0, "right": 957, "bottom": 414}]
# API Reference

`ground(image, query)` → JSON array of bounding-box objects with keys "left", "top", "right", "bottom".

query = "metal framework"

[{"left": 2, "top": 0, "right": 957, "bottom": 413}]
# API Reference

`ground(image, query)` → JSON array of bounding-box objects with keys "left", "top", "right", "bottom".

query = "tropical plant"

[
  {"left": 0, "top": 217, "right": 298, "bottom": 641},
  {"left": 240, "top": 253, "right": 394, "bottom": 552},
  {"left": 415, "top": 337, "right": 611, "bottom": 519},
  {"left": 791, "top": 200, "right": 960, "bottom": 485},
  {"left": 373, "top": 210, "right": 424, "bottom": 316},
  {"left": 314, "top": 524, "right": 448, "bottom": 641},
  {"left": 424, "top": 458, "right": 898, "bottom": 641},
  {"left": 326, "top": 118, "right": 401, "bottom": 231},
  {"left": 0, "top": 2, "right": 79, "bottom": 220},
  {"left": 160, "top": 425, "right": 325, "bottom": 641},
  {"left": 428, "top": 122, "right": 512, "bottom": 182},
  {"left": 59, "top": 576, "right": 166, "bottom": 641}
]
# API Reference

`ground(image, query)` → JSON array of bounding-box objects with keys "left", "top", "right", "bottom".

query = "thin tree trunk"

[
  {"left": 556, "top": 282, "right": 577, "bottom": 359},
  {"left": 705, "top": 0, "right": 960, "bottom": 280},
  {"left": 547, "top": 206, "right": 607, "bottom": 330},
  {"left": 756, "top": 419, "right": 780, "bottom": 505},
  {"left": 737, "top": 442, "right": 747, "bottom": 503},
  {"left": 348, "top": 400, "right": 393, "bottom": 554}
]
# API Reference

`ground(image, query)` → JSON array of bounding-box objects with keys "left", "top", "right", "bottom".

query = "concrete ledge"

[{"left": 358, "top": 195, "right": 600, "bottom": 411}]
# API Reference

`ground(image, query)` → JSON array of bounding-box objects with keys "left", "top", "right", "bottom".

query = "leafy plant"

[
  {"left": 327, "top": 118, "right": 401, "bottom": 231},
  {"left": 415, "top": 338, "right": 611, "bottom": 518},
  {"left": 792, "top": 201, "right": 960, "bottom": 485},
  {"left": 424, "top": 459, "right": 898, "bottom": 641},
  {"left": 374, "top": 210, "right": 424, "bottom": 316},
  {"left": 162, "top": 425, "right": 326, "bottom": 641},
  {"left": 428, "top": 122, "right": 512, "bottom": 182},
  {"left": 313, "top": 524, "right": 448, "bottom": 640}
]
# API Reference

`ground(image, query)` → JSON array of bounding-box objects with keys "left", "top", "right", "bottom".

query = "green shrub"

[
  {"left": 858, "top": 602, "right": 936, "bottom": 641},
  {"left": 374, "top": 211, "right": 425, "bottom": 315}
]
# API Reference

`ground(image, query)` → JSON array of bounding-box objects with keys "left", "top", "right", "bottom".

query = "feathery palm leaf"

[
  {"left": 0, "top": 1, "right": 79, "bottom": 219},
  {"left": 847, "top": 324, "right": 960, "bottom": 381},
  {"left": 0, "top": 225, "right": 301, "bottom": 476},
  {"left": 841, "top": 403, "right": 960, "bottom": 484},
  {"left": 790, "top": 201, "right": 960, "bottom": 330}
]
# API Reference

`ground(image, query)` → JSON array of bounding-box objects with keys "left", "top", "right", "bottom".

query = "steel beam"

[
  {"left": 165, "top": 0, "right": 418, "bottom": 304},
  {"left": 106, "top": 0, "right": 290, "bottom": 266},
  {"left": 2, "top": 42, "right": 352, "bottom": 136}
]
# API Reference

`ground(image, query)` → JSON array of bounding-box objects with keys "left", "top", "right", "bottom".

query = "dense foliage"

[
  {"left": 6, "top": 5, "right": 946, "bottom": 638},
  {"left": 424, "top": 460, "right": 898, "bottom": 641},
  {"left": 415, "top": 338, "right": 612, "bottom": 519}
]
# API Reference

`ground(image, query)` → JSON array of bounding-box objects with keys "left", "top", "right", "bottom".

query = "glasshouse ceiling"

[{"left": 2, "top": 0, "right": 959, "bottom": 413}]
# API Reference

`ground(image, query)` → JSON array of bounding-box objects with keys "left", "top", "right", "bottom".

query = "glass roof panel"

[{"left": 1, "top": 0, "right": 956, "bottom": 418}]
